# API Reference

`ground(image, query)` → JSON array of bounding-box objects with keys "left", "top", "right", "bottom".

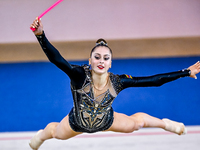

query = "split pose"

[{"left": 29, "top": 18, "right": 200, "bottom": 150}]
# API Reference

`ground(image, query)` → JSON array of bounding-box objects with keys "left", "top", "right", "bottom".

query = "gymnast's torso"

[
  {"left": 69, "top": 64, "right": 122, "bottom": 133},
  {"left": 36, "top": 32, "right": 190, "bottom": 133}
]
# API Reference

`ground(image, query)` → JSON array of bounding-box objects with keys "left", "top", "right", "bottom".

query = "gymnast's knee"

[
  {"left": 131, "top": 112, "right": 146, "bottom": 130},
  {"left": 122, "top": 119, "right": 145, "bottom": 133},
  {"left": 123, "top": 123, "right": 144, "bottom": 133},
  {"left": 46, "top": 123, "right": 60, "bottom": 139}
]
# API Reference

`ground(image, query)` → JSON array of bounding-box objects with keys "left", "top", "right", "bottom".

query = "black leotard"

[{"left": 36, "top": 32, "right": 190, "bottom": 133}]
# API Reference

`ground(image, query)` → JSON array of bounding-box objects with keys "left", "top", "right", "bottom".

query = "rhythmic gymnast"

[{"left": 29, "top": 17, "right": 200, "bottom": 150}]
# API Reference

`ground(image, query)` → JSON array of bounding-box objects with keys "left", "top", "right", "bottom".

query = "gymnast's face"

[{"left": 89, "top": 46, "right": 112, "bottom": 75}]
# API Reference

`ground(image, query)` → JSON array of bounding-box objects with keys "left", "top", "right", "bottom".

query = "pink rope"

[
  {"left": 30, "top": 0, "right": 63, "bottom": 31},
  {"left": 38, "top": 0, "right": 63, "bottom": 19}
]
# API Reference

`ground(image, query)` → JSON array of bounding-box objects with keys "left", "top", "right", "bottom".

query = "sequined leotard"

[{"left": 36, "top": 32, "right": 190, "bottom": 133}]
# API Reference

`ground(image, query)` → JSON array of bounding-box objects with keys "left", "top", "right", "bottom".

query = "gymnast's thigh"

[
  {"left": 105, "top": 111, "right": 136, "bottom": 133},
  {"left": 54, "top": 115, "right": 83, "bottom": 140}
]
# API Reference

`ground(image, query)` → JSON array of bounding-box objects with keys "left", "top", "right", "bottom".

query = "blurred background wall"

[
  {"left": 1, "top": 0, "right": 200, "bottom": 43},
  {"left": 0, "top": 0, "right": 200, "bottom": 132}
]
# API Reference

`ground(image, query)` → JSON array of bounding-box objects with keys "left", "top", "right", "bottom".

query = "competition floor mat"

[{"left": 0, "top": 126, "right": 200, "bottom": 150}]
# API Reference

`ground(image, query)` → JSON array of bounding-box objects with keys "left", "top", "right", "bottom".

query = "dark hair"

[{"left": 90, "top": 38, "right": 112, "bottom": 57}]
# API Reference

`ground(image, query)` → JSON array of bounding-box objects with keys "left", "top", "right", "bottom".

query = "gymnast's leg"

[
  {"left": 106, "top": 111, "right": 186, "bottom": 135},
  {"left": 29, "top": 115, "right": 82, "bottom": 150}
]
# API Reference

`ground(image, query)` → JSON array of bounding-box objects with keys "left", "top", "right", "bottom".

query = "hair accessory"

[{"left": 96, "top": 40, "right": 107, "bottom": 46}]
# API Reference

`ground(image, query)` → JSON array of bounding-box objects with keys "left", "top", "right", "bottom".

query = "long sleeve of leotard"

[
  {"left": 35, "top": 31, "right": 86, "bottom": 86},
  {"left": 119, "top": 69, "right": 190, "bottom": 89}
]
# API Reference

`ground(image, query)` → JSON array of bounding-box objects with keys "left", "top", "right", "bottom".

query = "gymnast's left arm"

[{"left": 120, "top": 61, "right": 200, "bottom": 88}]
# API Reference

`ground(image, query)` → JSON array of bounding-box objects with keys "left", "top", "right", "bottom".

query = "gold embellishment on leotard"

[{"left": 79, "top": 91, "right": 113, "bottom": 128}]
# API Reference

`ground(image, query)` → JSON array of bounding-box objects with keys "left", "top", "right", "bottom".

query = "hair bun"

[
  {"left": 96, "top": 38, "right": 108, "bottom": 46},
  {"left": 90, "top": 38, "right": 112, "bottom": 57}
]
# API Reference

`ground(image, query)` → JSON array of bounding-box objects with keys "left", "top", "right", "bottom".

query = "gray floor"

[{"left": 0, "top": 126, "right": 200, "bottom": 150}]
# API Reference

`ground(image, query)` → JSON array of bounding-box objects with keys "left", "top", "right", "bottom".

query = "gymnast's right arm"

[
  {"left": 36, "top": 32, "right": 73, "bottom": 74},
  {"left": 30, "top": 17, "right": 82, "bottom": 81},
  {"left": 30, "top": 17, "right": 73, "bottom": 74}
]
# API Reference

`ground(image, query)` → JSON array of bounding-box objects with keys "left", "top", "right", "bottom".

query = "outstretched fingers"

[
  {"left": 194, "top": 61, "right": 200, "bottom": 73},
  {"left": 193, "top": 61, "right": 200, "bottom": 68},
  {"left": 188, "top": 61, "right": 200, "bottom": 79}
]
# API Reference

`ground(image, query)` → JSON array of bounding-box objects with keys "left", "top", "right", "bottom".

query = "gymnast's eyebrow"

[{"left": 94, "top": 53, "right": 110, "bottom": 56}]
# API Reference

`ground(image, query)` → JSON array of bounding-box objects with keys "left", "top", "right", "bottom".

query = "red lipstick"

[{"left": 97, "top": 65, "right": 104, "bottom": 69}]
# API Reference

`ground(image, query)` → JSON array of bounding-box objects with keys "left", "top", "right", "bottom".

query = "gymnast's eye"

[
  {"left": 104, "top": 57, "right": 110, "bottom": 61},
  {"left": 94, "top": 56, "right": 100, "bottom": 60}
]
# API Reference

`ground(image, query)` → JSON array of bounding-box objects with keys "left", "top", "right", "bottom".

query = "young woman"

[{"left": 29, "top": 17, "right": 200, "bottom": 150}]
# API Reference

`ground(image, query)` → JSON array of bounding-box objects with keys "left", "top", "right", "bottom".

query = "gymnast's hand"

[
  {"left": 30, "top": 17, "right": 43, "bottom": 35},
  {"left": 187, "top": 61, "right": 200, "bottom": 79}
]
